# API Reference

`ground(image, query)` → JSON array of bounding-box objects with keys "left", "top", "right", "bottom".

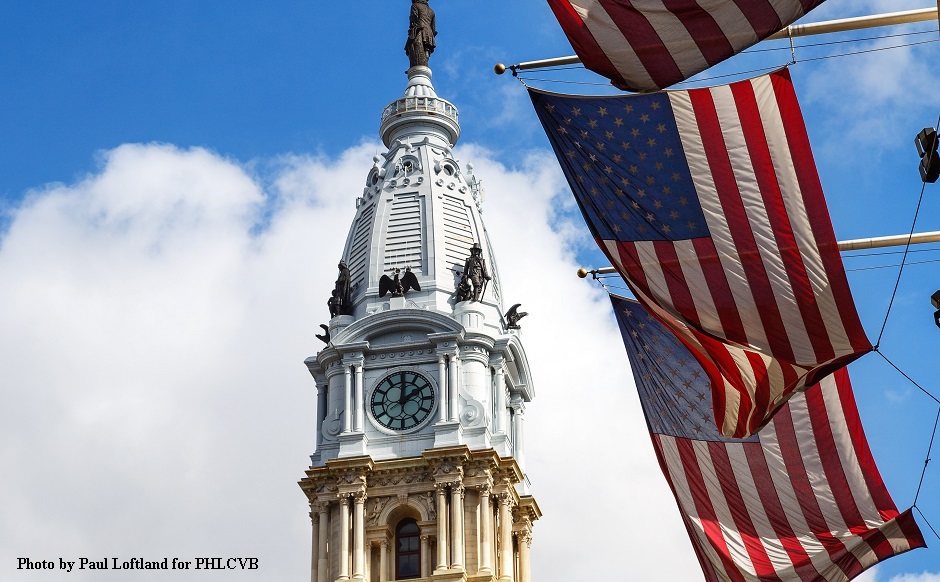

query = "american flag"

[
  {"left": 530, "top": 69, "right": 872, "bottom": 438},
  {"left": 546, "top": 0, "right": 826, "bottom": 92},
  {"left": 613, "top": 295, "right": 925, "bottom": 581}
]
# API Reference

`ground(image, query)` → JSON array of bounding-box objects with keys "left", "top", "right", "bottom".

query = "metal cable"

[
  {"left": 874, "top": 114, "right": 939, "bottom": 348},
  {"left": 913, "top": 405, "right": 940, "bottom": 507}
]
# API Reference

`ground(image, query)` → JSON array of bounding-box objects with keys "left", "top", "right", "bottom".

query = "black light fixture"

[
  {"left": 932, "top": 290, "right": 940, "bottom": 329},
  {"left": 915, "top": 127, "right": 940, "bottom": 183}
]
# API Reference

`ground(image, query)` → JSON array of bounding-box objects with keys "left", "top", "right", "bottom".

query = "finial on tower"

[{"left": 405, "top": 0, "right": 437, "bottom": 68}]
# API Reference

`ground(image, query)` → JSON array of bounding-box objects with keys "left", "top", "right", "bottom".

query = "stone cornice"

[
  {"left": 518, "top": 495, "right": 542, "bottom": 522},
  {"left": 338, "top": 342, "right": 370, "bottom": 357},
  {"left": 299, "top": 448, "right": 530, "bottom": 508}
]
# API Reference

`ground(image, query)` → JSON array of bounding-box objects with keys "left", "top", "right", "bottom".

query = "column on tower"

[
  {"left": 497, "top": 493, "right": 514, "bottom": 582},
  {"left": 353, "top": 359, "right": 364, "bottom": 431},
  {"left": 493, "top": 365, "right": 507, "bottom": 435},
  {"left": 338, "top": 495, "right": 351, "bottom": 580},
  {"left": 510, "top": 398, "right": 526, "bottom": 472},
  {"left": 478, "top": 483, "right": 493, "bottom": 574},
  {"left": 379, "top": 540, "right": 388, "bottom": 582},
  {"left": 435, "top": 483, "right": 449, "bottom": 572},
  {"left": 352, "top": 491, "right": 367, "bottom": 579},
  {"left": 516, "top": 528, "right": 532, "bottom": 582},
  {"left": 450, "top": 482, "right": 465, "bottom": 569},
  {"left": 437, "top": 354, "right": 448, "bottom": 422},
  {"left": 310, "top": 508, "right": 319, "bottom": 582},
  {"left": 448, "top": 353, "right": 459, "bottom": 421},
  {"left": 316, "top": 384, "right": 327, "bottom": 446},
  {"left": 420, "top": 534, "right": 431, "bottom": 577},
  {"left": 317, "top": 503, "right": 329, "bottom": 582},
  {"left": 343, "top": 366, "right": 353, "bottom": 434}
]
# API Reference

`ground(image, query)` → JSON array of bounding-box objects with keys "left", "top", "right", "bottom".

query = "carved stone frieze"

[
  {"left": 315, "top": 482, "right": 339, "bottom": 495},
  {"left": 371, "top": 470, "right": 432, "bottom": 487},
  {"left": 432, "top": 460, "right": 463, "bottom": 481},
  {"left": 337, "top": 473, "right": 368, "bottom": 487}
]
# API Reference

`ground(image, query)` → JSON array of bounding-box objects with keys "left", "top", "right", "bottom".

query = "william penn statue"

[{"left": 405, "top": 0, "right": 436, "bottom": 68}]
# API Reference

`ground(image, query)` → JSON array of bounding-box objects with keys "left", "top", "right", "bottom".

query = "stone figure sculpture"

[
  {"left": 329, "top": 260, "right": 353, "bottom": 318},
  {"left": 462, "top": 243, "right": 491, "bottom": 302},
  {"left": 405, "top": 0, "right": 436, "bottom": 68}
]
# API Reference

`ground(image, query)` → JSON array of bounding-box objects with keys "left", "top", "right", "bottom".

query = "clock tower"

[{"left": 298, "top": 3, "right": 539, "bottom": 581}]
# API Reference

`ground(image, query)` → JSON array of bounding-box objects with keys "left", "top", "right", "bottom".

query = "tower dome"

[{"left": 335, "top": 62, "right": 507, "bottom": 334}]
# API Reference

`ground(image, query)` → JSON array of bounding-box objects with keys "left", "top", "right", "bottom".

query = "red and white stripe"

[
  {"left": 603, "top": 70, "right": 870, "bottom": 437},
  {"left": 653, "top": 369, "right": 926, "bottom": 581},
  {"left": 547, "top": 0, "right": 826, "bottom": 92}
]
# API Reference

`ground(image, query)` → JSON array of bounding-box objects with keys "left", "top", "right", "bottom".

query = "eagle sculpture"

[
  {"left": 379, "top": 267, "right": 421, "bottom": 298},
  {"left": 315, "top": 324, "right": 330, "bottom": 344},
  {"left": 505, "top": 303, "right": 528, "bottom": 329}
]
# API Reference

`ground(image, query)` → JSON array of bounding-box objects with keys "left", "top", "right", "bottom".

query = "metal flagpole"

[
  {"left": 577, "top": 231, "right": 940, "bottom": 278},
  {"left": 495, "top": 7, "right": 939, "bottom": 75}
]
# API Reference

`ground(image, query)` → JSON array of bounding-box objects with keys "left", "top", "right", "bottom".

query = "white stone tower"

[{"left": 299, "top": 5, "right": 539, "bottom": 582}]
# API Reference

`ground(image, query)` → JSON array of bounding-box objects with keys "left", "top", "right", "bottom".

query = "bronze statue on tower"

[{"left": 405, "top": 0, "right": 436, "bottom": 68}]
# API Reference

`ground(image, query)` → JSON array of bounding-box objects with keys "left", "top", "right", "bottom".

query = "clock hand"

[
  {"left": 402, "top": 385, "right": 421, "bottom": 403},
  {"left": 397, "top": 376, "right": 409, "bottom": 404}
]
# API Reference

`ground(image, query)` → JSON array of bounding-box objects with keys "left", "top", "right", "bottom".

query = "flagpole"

[
  {"left": 495, "top": 7, "right": 939, "bottom": 76},
  {"left": 577, "top": 231, "right": 940, "bottom": 278}
]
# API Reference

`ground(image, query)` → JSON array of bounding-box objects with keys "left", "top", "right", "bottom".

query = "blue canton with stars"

[
  {"left": 531, "top": 89, "right": 708, "bottom": 243},
  {"left": 612, "top": 295, "right": 758, "bottom": 443}
]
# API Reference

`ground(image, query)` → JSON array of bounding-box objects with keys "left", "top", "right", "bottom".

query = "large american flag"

[
  {"left": 546, "top": 0, "right": 826, "bottom": 92},
  {"left": 531, "top": 70, "right": 872, "bottom": 438},
  {"left": 613, "top": 295, "right": 925, "bottom": 581}
]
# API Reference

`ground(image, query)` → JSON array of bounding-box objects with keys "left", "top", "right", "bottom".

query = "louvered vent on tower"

[
  {"left": 383, "top": 195, "right": 424, "bottom": 273},
  {"left": 443, "top": 194, "right": 477, "bottom": 272},
  {"left": 347, "top": 203, "right": 375, "bottom": 291},
  {"left": 483, "top": 229, "right": 501, "bottom": 301}
]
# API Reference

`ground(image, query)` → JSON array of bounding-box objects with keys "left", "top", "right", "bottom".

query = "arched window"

[{"left": 395, "top": 518, "right": 420, "bottom": 579}]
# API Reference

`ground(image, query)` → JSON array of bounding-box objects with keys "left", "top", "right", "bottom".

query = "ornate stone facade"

[{"left": 300, "top": 448, "right": 539, "bottom": 581}]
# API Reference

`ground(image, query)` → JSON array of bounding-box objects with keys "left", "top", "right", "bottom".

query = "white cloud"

[
  {"left": 890, "top": 574, "right": 940, "bottom": 582},
  {"left": 861, "top": 567, "right": 940, "bottom": 582},
  {"left": 0, "top": 141, "right": 698, "bottom": 580}
]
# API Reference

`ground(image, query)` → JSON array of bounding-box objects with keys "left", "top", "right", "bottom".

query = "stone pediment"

[{"left": 330, "top": 309, "right": 462, "bottom": 349}]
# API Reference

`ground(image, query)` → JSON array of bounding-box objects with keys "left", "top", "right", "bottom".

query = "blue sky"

[{"left": 1, "top": 1, "right": 938, "bottom": 580}]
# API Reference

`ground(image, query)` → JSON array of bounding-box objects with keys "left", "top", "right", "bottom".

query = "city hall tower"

[{"left": 298, "top": 3, "right": 540, "bottom": 581}]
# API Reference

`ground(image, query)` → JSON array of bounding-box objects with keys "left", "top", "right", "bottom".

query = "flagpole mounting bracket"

[
  {"left": 576, "top": 268, "right": 599, "bottom": 280},
  {"left": 494, "top": 63, "right": 518, "bottom": 77}
]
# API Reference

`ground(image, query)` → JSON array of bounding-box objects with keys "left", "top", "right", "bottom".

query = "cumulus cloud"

[
  {"left": 0, "top": 140, "right": 699, "bottom": 580},
  {"left": 889, "top": 573, "right": 940, "bottom": 582},
  {"left": 863, "top": 568, "right": 940, "bottom": 582}
]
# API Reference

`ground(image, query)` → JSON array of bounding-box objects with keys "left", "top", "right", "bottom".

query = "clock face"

[{"left": 370, "top": 370, "right": 435, "bottom": 431}]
